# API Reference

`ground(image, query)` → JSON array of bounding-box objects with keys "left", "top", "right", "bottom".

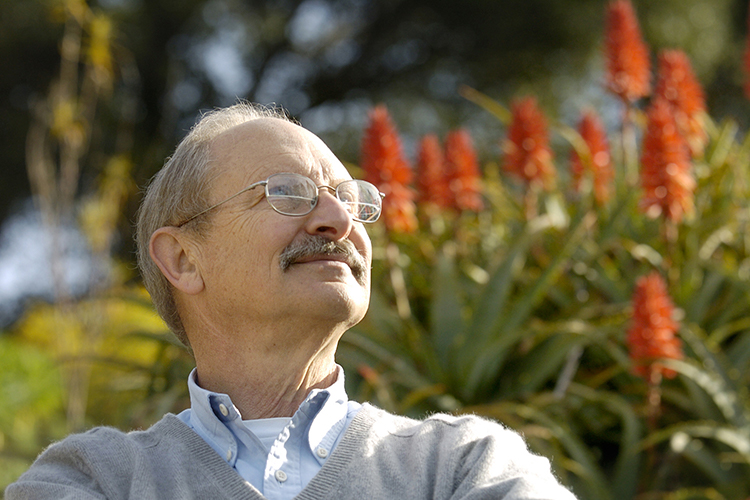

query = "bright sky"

[{"left": 0, "top": 204, "right": 96, "bottom": 327}]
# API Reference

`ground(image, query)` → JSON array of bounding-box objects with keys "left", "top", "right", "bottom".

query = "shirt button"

[
  {"left": 275, "top": 470, "right": 288, "bottom": 483},
  {"left": 218, "top": 404, "right": 229, "bottom": 416},
  {"left": 316, "top": 447, "right": 328, "bottom": 458},
  {"left": 226, "top": 449, "right": 233, "bottom": 460}
]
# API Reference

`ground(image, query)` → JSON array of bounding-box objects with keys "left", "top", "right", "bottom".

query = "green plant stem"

[
  {"left": 643, "top": 366, "right": 663, "bottom": 495},
  {"left": 647, "top": 367, "right": 663, "bottom": 434},
  {"left": 524, "top": 187, "right": 539, "bottom": 221},
  {"left": 663, "top": 218, "right": 679, "bottom": 284},
  {"left": 553, "top": 345, "right": 583, "bottom": 399},
  {"left": 623, "top": 104, "right": 639, "bottom": 187},
  {"left": 386, "top": 241, "right": 411, "bottom": 320}
]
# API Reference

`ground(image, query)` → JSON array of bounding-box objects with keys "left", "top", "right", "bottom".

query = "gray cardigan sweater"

[{"left": 5, "top": 404, "right": 577, "bottom": 499}]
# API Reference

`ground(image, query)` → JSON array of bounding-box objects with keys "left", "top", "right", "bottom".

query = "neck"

[{"left": 189, "top": 322, "right": 343, "bottom": 419}]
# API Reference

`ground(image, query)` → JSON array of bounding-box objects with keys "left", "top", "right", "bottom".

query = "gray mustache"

[{"left": 279, "top": 235, "right": 368, "bottom": 283}]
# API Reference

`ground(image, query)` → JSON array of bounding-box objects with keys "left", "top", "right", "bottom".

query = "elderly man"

[{"left": 7, "top": 103, "right": 576, "bottom": 499}]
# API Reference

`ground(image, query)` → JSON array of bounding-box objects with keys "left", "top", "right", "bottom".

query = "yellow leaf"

[
  {"left": 79, "top": 155, "right": 134, "bottom": 253},
  {"left": 86, "top": 13, "right": 114, "bottom": 87}
]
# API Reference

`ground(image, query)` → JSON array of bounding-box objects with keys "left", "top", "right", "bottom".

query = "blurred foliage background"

[{"left": 3, "top": 0, "right": 750, "bottom": 498}]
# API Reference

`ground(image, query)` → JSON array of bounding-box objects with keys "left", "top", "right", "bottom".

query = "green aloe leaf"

[
  {"left": 462, "top": 212, "right": 596, "bottom": 400},
  {"left": 644, "top": 423, "right": 750, "bottom": 465},
  {"left": 681, "top": 271, "right": 726, "bottom": 324},
  {"left": 725, "top": 329, "right": 750, "bottom": 382},
  {"left": 662, "top": 356, "right": 747, "bottom": 429},
  {"left": 467, "top": 228, "right": 534, "bottom": 347},
  {"left": 430, "top": 243, "right": 466, "bottom": 379},
  {"left": 458, "top": 85, "right": 512, "bottom": 124},
  {"left": 568, "top": 383, "right": 642, "bottom": 500},
  {"left": 499, "top": 332, "right": 585, "bottom": 398}
]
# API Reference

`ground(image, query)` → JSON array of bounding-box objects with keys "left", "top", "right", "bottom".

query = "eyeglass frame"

[{"left": 175, "top": 172, "right": 385, "bottom": 227}]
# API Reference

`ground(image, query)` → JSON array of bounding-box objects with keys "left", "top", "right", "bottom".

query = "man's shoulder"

[
  {"left": 360, "top": 403, "right": 507, "bottom": 437},
  {"left": 357, "top": 405, "right": 547, "bottom": 467},
  {"left": 14, "top": 413, "right": 194, "bottom": 481},
  {"left": 340, "top": 404, "right": 577, "bottom": 499},
  {"left": 355, "top": 403, "right": 529, "bottom": 456},
  {"left": 5, "top": 414, "right": 254, "bottom": 500},
  {"left": 52, "top": 413, "right": 187, "bottom": 451}
]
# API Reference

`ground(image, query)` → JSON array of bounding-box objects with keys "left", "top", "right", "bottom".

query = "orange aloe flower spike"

[
  {"left": 640, "top": 98, "right": 696, "bottom": 222},
  {"left": 604, "top": 0, "right": 651, "bottom": 103},
  {"left": 570, "top": 109, "right": 614, "bottom": 205},
  {"left": 361, "top": 105, "right": 418, "bottom": 234},
  {"left": 627, "top": 271, "right": 683, "bottom": 380},
  {"left": 444, "top": 129, "right": 484, "bottom": 212},
  {"left": 416, "top": 134, "right": 452, "bottom": 209},
  {"left": 654, "top": 49, "right": 707, "bottom": 157},
  {"left": 502, "top": 97, "right": 555, "bottom": 191}
]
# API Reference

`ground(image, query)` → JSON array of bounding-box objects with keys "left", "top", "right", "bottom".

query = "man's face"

[{"left": 189, "top": 118, "right": 372, "bottom": 335}]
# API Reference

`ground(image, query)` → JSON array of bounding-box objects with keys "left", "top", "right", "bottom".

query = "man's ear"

[{"left": 149, "top": 227, "right": 204, "bottom": 295}]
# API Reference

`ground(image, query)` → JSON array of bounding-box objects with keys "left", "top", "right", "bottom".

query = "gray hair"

[{"left": 135, "top": 102, "right": 293, "bottom": 348}]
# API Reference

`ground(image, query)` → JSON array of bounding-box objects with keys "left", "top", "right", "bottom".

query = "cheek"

[
  {"left": 201, "top": 217, "right": 276, "bottom": 279},
  {"left": 241, "top": 217, "right": 303, "bottom": 270},
  {"left": 352, "top": 226, "right": 373, "bottom": 262}
]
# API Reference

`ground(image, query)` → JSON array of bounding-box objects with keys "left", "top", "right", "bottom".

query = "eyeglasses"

[{"left": 177, "top": 172, "right": 385, "bottom": 227}]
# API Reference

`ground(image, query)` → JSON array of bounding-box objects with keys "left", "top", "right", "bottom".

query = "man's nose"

[{"left": 303, "top": 188, "right": 353, "bottom": 239}]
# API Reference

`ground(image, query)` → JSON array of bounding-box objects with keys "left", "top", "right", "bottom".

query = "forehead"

[{"left": 208, "top": 118, "right": 350, "bottom": 185}]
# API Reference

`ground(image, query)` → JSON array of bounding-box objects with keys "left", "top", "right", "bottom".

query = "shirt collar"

[
  {"left": 185, "top": 365, "right": 351, "bottom": 459},
  {"left": 184, "top": 369, "right": 240, "bottom": 464},
  {"left": 302, "top": 367, "right": 350, "bottom": 452}
]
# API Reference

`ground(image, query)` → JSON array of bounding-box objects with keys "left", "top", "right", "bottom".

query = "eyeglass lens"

[{"left": 265, "top": 173, "right": 381, "bottom": 222}]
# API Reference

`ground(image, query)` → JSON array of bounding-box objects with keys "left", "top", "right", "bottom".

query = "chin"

[{"left": 309, "top": 284, "right": 370, "bottom": 325}]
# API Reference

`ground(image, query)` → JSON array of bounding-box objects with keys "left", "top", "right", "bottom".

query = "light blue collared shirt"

[{"left": 176, "top": 366, "right": 361, "bottom": 499}]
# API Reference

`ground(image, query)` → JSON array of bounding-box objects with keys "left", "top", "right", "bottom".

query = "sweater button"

[{"left": 275, "top": 470, "right": 288, "bottom": 483}]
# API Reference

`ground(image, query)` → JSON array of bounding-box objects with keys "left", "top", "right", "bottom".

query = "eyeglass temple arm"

[{"left": 176, "top": 181, "right": 266, "bottom": 227}]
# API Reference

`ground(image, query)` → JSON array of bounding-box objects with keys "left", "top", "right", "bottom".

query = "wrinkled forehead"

[{"left": 207, "top": 118, "right": 351, "bottom": 187}]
